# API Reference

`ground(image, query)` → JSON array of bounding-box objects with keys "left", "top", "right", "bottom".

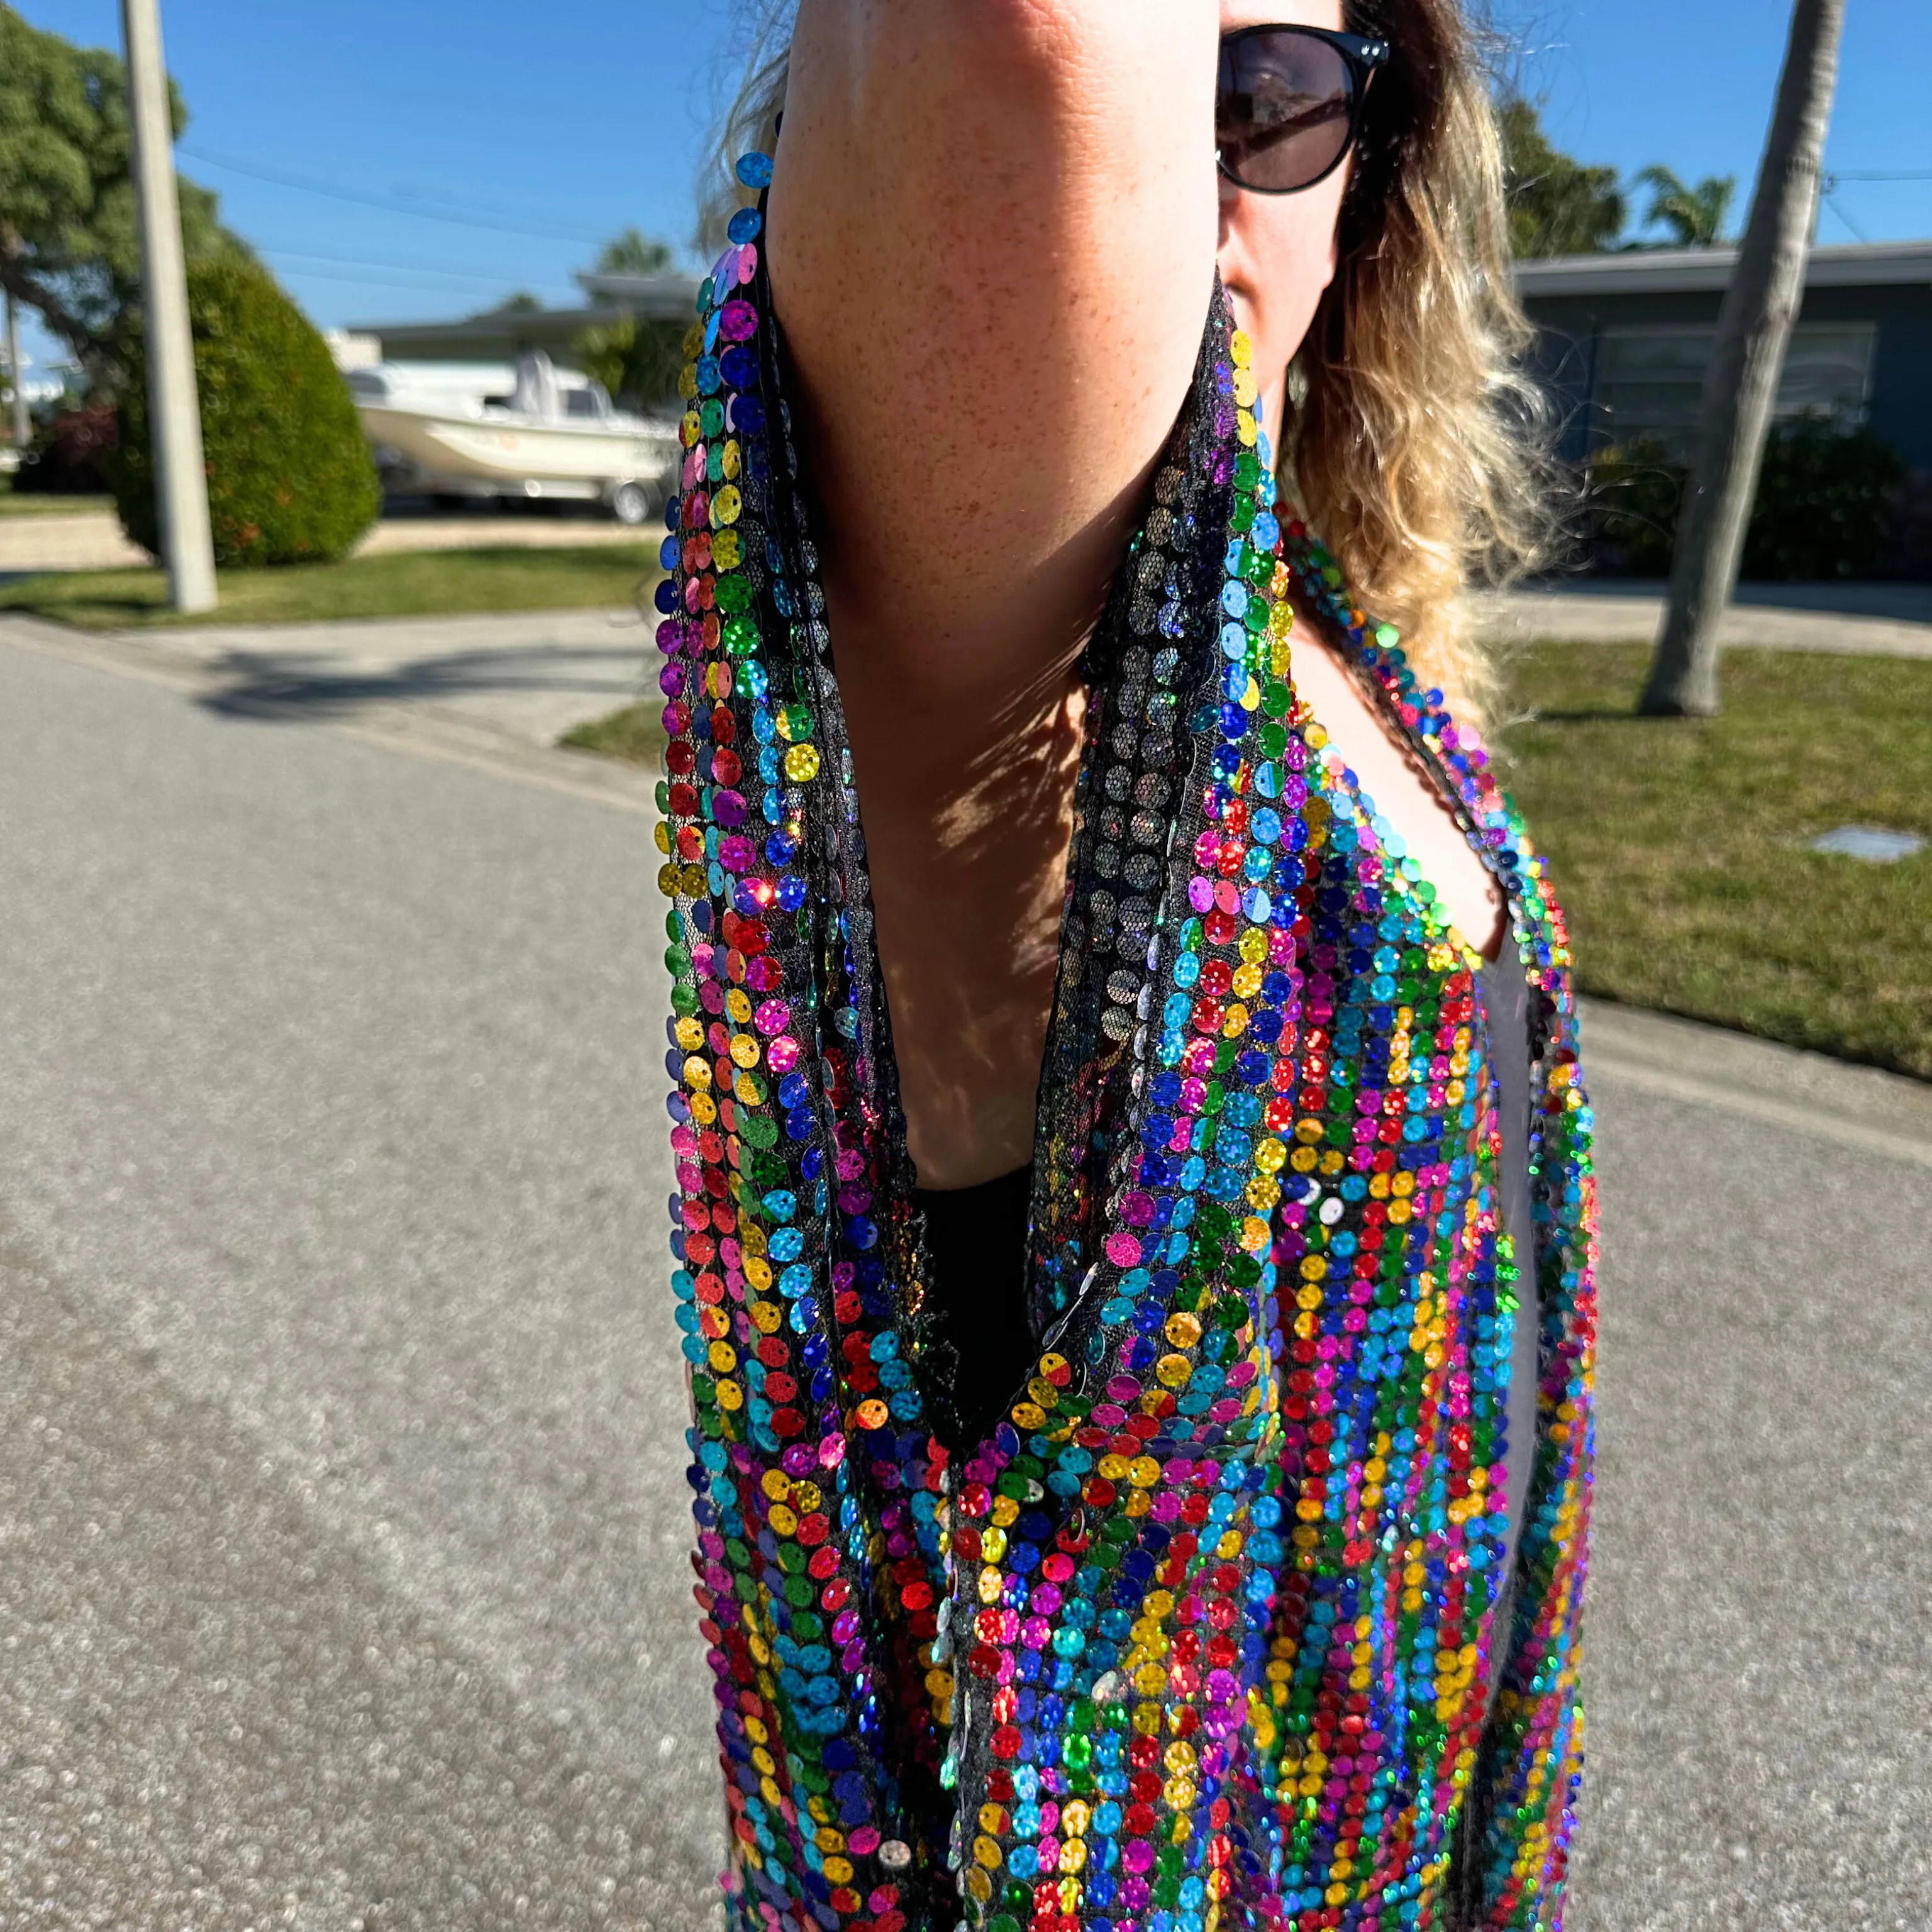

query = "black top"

[
  {"left": 912, "top": 1166, "right": 1037, "bottom": 1453},
  {"left": 916, "top": 950, "right": 1540, "bottom": 1588}
]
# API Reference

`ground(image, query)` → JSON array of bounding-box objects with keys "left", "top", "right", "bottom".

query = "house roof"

[
  {"left": 357, "top": 307, "right": 604, "bottom": 353},
  {"left": 1516, "top": 240, "right": 1932, "bottom": 299},
  {"left": 348, "top": 272, "right": 702, "bottom": 355},
  {"left": 572, "top": 271, "right": 704, "bottom": 318}
]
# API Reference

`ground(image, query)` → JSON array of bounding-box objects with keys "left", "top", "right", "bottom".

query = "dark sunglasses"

[{"left": 1217, "top": 25, "right": 1391, "bottom": 196}]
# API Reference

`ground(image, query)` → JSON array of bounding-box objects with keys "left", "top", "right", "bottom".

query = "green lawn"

[
  {"left": 1497, "top": 642, "right": 1931, "bottom": 1080},
  {"left": 0, "top": 546, "right": 663, "bottom": 628},
  {"left": 560, "top": 699, "right": 666, "bottom": 764},
  {"left": 565, "top": 642, "right": 1932, "bottom": 1080}
]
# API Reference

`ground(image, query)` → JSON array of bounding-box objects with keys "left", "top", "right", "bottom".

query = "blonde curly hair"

[{"left": 702, "top": 2, "right": 1553, "bottom": 726}]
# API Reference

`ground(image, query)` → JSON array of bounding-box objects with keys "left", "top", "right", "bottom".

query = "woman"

[{"left": 655, "top": 4, "right": 1596, "bottom": 1927}]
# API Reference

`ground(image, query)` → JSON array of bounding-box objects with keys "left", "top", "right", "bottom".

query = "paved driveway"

[{"left": 1, "top": 628, "right": 1928, "bottom": 1929}]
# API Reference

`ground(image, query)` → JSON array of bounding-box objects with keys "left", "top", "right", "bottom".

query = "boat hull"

[{"left": 357, "top": 403, "right": 678, "bottom": 491}]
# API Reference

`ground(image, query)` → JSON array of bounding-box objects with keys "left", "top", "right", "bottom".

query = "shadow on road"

[
  {"left": 195, "top": 644, "right": 650, "bottom": 724},
  {"left": 0, "top": 1212, "right": 722, "bottom": 1928}
]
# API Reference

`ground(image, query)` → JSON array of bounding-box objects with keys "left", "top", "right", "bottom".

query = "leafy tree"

[
  {"left": 1634, "top": 165, "right": 1738, "bottom": 247},
  {"left": 113, "top": 257, "right": 380, "bottom": 566},
  {"left": 11, "top": 399, "right": 117, "bottom": 493},
  {"left": 1499, "top": 95, "right": 1626, "bottom": 257},
  {"left": 0, "top": 3, "right": 248, "bottom": 382},
  {"left": 594, "top": 227, "right": 674, "bottom": 277}
]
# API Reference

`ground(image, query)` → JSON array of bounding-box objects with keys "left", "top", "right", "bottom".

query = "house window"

[{"left": 1592, "top": 322, "right": 1877, "bottom": 454}]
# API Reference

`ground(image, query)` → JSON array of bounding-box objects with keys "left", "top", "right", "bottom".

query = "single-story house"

[
  {"left": 1516, "top": 240, "right": 1932, "bottom": 472},
  {"left": 347, "top": 269, "right": 701, "bottom": 368}
]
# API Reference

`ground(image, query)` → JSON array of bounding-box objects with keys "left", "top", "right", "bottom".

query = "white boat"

[{"left": 348, "top": 351, "right": 679, "bottom": 525}]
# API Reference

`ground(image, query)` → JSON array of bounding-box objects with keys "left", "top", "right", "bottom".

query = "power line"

[
  {"left": 291, "top": 173, "right": 609, "bottom": 228},
  {"left": 1814, "top": 168, "right": 1932, "bottom": 242},
  {"left": 177, "top": 143, "right": 612, "bottom": 246},
  {"left": 1821, "top": 194, "right": 1870, "bottom": 243},
  {"left": 256, "top": 242, "right": 548, "bottom": 286},
  {"left": 269, "top": 265, "right": 560, "bottom": 299}
]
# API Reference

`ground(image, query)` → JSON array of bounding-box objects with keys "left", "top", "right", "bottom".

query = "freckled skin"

[{"left": 771, "top": 0, "right": 1497, "bottom": 1187}]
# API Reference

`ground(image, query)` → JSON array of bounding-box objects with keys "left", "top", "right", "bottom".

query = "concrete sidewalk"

[
  {"left": 12, "top": 499, "right": 1931, "bottom": 665},
  {"left": 1467, "top": 579, "right": 1932, "bottom": 658},
  {"left": 1578, "top": 996, "right": 1932, "bottom": 1170},
  {"left": 0, "top": 508, "right": 653, "bottom": 575},
  {"left": 116, "top": 605, "right": 655, "bottom": 747}
]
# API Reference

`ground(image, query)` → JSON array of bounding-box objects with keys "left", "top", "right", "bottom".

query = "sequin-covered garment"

[{"left": 652, "top": 151, "right": 1597, "bottom": 1932}]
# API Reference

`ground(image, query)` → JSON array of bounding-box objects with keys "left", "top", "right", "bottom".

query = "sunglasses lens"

[{"left": 1217, "top": 31, "right": 1356, "bottom": 192}]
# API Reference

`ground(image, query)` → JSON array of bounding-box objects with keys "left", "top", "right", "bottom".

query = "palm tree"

[
  {"left": 1642, "top": 0, "right": 1846, "bottom": 718},
  {"left": 1633, "top": 165, "right": 1738, "bottom": 248},
  {"left": 594, "top": 228, "right": 674, "bottom": 277}
]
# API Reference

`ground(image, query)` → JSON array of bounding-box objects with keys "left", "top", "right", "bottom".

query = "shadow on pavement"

[
  {"left": 0, "top": 1213, "right": 723, "bottom": 1930},
  {"left": 196, "top": 645, "right": 650, "bottom": 724}
]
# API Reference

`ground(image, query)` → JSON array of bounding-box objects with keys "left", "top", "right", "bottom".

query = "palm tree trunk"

[{"left": 1640, "top": 0, "right": 1846, "bottom": 716}]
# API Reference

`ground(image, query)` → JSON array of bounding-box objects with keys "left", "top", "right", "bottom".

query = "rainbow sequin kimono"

[{"left": 653, "top": 151, "right": 1596, "bottom": 1932}]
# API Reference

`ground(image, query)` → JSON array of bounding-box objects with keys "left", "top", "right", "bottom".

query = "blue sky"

[{"left": 11, "top": 0, "right": 1931, "bottom": 384}]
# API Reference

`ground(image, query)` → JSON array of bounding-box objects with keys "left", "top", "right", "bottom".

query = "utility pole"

[
  {"left": 1640, "top": 0, "right": 1845, "bottom": 716},
  {"left": 4, "top": 291, "right": 28, "bottom": 450},
  {"left": 120, "top": 0, "right": 216, "bottom": 613}
]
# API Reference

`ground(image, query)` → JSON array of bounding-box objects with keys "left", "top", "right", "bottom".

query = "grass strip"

[
  {"left": 560, "top": 700, "right": 666, "bottom": 765},
  {"left": 561, "top": 642, "right": 1932, "bottom": 1080},
  {"left": 0, "top": 546, "right": 662, "bottom": 628},
  {"left": 1497, "top": 642, "right": 1931, "bottom": 1080}
]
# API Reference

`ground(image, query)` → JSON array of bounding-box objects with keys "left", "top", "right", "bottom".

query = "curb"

[{"left": 1579, "top": 997, "right": 1932, "bottom": 1169}]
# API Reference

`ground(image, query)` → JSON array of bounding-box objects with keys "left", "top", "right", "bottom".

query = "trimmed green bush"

[
  {"left": 1745, "top": 418, "right": 1908, "bottom": 580},
  {"left": 114, "top": 259, "right": 380, "bottom": 566},
  {"left": 1590, "top": 418, "right": 1909, "bottom": 581}
]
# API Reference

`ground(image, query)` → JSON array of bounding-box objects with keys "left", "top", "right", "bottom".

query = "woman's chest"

[{"left": 1284, "top": 629, "right": 1504, "bottom": 962}]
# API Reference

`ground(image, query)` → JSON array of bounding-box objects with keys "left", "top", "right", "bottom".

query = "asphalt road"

[
  {"left": 2, "top": 633, "right": 1928, "bottom": 1930},
  {"left": 0, "top": 637, "right": 715, "bottom": 1931}
]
